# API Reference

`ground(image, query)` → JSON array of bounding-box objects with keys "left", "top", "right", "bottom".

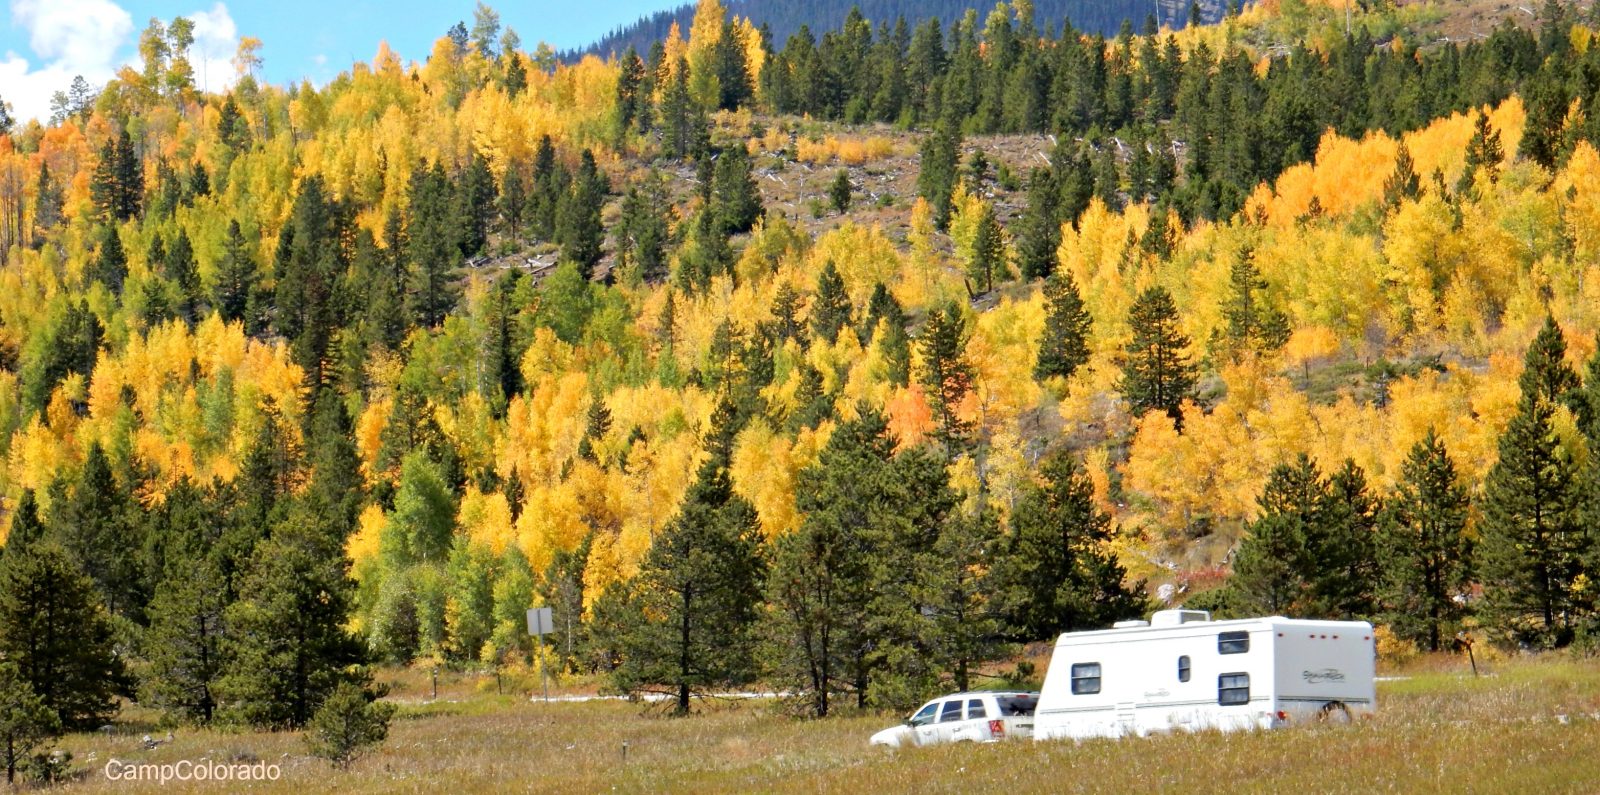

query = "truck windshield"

[{"left": 995, "top": 696, "right": 1036, "bottom": 716}]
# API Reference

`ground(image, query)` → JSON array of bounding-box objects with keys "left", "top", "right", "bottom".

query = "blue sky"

[{"left": 1, "top": 0, "right": 675, "bottom": 122}]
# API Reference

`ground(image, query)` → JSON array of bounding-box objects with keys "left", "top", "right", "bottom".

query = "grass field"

[{"left": 50, "top": 654, "right": 1600, "bottom": 794}]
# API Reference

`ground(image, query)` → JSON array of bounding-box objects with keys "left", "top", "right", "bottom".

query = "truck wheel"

[{"left": 1317, "top": 701, "right": 1352, "bottom": 725}]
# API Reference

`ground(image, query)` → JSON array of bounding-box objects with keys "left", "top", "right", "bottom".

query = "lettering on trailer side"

[{"left": 1301, "top": 668, "right": 1346, "bottom": 683}]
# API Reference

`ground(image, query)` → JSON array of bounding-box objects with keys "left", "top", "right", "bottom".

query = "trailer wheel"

[{"left": 1317, "top": 701, "right": 1352, "bottom": 725}]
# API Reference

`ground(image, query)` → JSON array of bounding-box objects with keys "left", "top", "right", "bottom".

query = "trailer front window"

[
  {"left": 1218, "top": 673, "right": 1250, "bottom": 705},
  {"left": 1218, "top": 631, "right": 1250, "bottom": 654},
  {"left": 1178, "top": 655, "right": 1191, "bottom": 682},
  {"left": 1070, "top": 663, "right": 1101, "bottom": 695}
]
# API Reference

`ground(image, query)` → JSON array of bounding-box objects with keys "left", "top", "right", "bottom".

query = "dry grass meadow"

[{"left": 48, "top": 654, "right": 1600, "bottom": 794}]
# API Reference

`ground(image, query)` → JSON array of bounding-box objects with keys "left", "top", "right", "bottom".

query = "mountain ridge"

[{"left": 566, "top": 0, "right": 1227, "bottom": 61}]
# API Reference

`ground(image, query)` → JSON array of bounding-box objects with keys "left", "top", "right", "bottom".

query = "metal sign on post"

[
  {"left": 527, "top": 607, "right": 554, "bottom": 702},
  {"left": 526, "top": 607, "right": 553, "bottom": 636}
]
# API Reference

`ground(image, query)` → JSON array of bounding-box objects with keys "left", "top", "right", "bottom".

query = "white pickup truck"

[{"left": 869, "top": 691, "right": 1038, "bottom": 748}]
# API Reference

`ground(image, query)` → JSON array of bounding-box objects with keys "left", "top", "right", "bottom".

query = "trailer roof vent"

[
  {"left": 1112, "top": 620, "right": 1150, "bottom": 629},
  {"left": 1150, "top": 609, "right": 1211, "bottom": 627}
]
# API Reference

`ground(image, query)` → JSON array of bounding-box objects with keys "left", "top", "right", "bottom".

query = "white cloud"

[
  {"left": 185, "top": 2, "right": 238, "bottom": 93},
  {"left": 13, "top": 0, "right": 131, "bottom": 69},
  {"left": 4, "top": 0, "right": 133, "bottom": 122},
  {"left": 1, "top": 0, "right": 241, "bottom": 123}
]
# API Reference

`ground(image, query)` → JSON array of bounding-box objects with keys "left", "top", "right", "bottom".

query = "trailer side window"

[
  {"left": 1218, "top": 630, "right": 1250, "bottom": 654},
  {"left": 1218, "top": 673, "right": 1250, "bottom": 705},
  {"left": 1070, "top": 663, "right": 1102, "bottom": 695},
  {"left": 1178, "top": 655, "right": 1191, "bottom": 682},
  {"left": 939, "top": 700, "right": 964, "bottom": 723}
]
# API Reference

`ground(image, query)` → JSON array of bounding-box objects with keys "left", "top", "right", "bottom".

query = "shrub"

[{"left": 305, "top": 683, "right": 396, "bottom": 768}]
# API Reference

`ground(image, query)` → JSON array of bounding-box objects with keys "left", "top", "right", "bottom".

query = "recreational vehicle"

[{"left": 1034, "top": 610, "right": 1376, "bottom": 741}]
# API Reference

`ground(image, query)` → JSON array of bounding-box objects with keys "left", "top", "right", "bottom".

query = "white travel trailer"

[{"left": 1034, "top": 609, "right": 1376, "bottom": 741}]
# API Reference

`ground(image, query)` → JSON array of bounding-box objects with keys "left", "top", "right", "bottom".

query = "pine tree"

[
  {"left": 1383, "top": 142, "right": 1421, "bottom": 209},
  {"left": 455, "top": 148, "right": 497, "bottom": 258},
  {"left": 1462, "top": 110, "right": 1505, "bottom": 187},
  {"left": 617, "top": 175, "right": 672, "bottom": 284},
  {"left": 1035, "top": 272, "right": 1092, "bottom": 381},
  {"left": 90, "top": 140, "right": 118, "bottom": 222},
  {"left": 3, "top": 490, "right": 44, "bottom": 556},
  {"left": 862, "top": 444, "right": 960, "bottom": 709},
  {"left": 1120, "top": 285, "right": 1196, "bottom": 423},
  {"left": 916, "top": 120, "right": 961, "bottom": 229},
  {"left": 1219, "top": 249, "right": 1290, "bottom": 359},
  {"left": 966, "top": 200, "right": 1006, "bottom": 294},
  {"left": 809, "top": 260, "right": 853, "bottom": 344},
  {"left": 504, "top": 51, "right": 528, "bottom": 96},
  {"left": 305, "top": 682, "right": 395, "bottom": 768},
  {"left": 90, "top": 131, "right": 143, "bottom": 222},
  {"left": 0, "top": 544, "right": 127, "bottom": 730},
  {"left": 829, "top": 169, "right": 852, "bottom": 214},
  {"left": 714, "top": 21, "right": 752, "bottom": 111},
  {"left": 925, "top": 506, "right": 1005, "bottom": 692},
  {"left": 1307, "top": 459, "right": 1382, "bottom": 620},
  {"left": 141, "top": 557, "right": 228, "bottom": 724},
  {"left": 405, "top": 163, "right": 462, "bottom": 328},
  {"left": 305, "top": 389, "right": 364, "bottom": 536},
  {"left": 917, "top": 304, "right": 975, "bottom": 453},
  {"left": 112, "top": 130, "right": 143, "bottom": 221},
  {"left": 273, "top": 175, "right": 347, "bottom": 392},
  {"left": 216, "top": 94, "right": 250, "bottom": 152},
  {"left": 1227, "top": 454, "right": 1326, "bottom": 616},
  {"left": 709, "top": 145, "right": 763, "bottom": 235},
  {"left": 1382, "top": 430, "right": 1473, "bottom": 651},
  {"left": 1017, "top": 167, "right": 1060, "bottom": 280},
  {"left": 661, "top": 58, "right": 698, "bottom": 160},
  {"left": 763, "top": 406, "right": 893, "bottom": 717},
  {"left": 610, "top": 402, "right": 766, "bottom": 713},
  {"left": 529, "top": 136, "right": 562, "bottom": 240},
  {"left": 616, "top": 46, "right": 647, "bottom": 139},
  {"left": 50, "top": 443, "right": 146, "bottom": 621},
  {"left": 221, "top": 517, "right": 369, "bottom": 728},
  {"left": 499, "top": 165, "right": 528, "bottom": 242},
  {"left": 1577, "top": 339, "right": 1600, "bottom": 445},
  {"left": 32, "top": 162, "right": 63, "bottom": 240},
  {"left": 90, "top": 226, "right": 127, "bottom": 293},
  {"left": 215, "top": 219, "right": 259, "bottom": 327},
  {"left": 995, "top": 450, "right": 1142, "bottom": 640},
  {"left": 1519, "top": 315, "right": 1581, "bottom": 410},
  {"left": 0, "top": 662, "right": 57, "bottom": 785},
  {"left": 771, "top": 282, "right": 803, "bottom": 343},
  {"left": 1479, "top": 396, "right": 1588, "bottom": 647},
  {"left": 164, "top": 229, "right": 200, "bottom": 320},
  {"left": 557, "top": 150, "right": 606, "bottom": 277}
]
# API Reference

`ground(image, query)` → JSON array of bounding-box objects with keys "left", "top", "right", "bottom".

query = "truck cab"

[{"left": 870, "top": 691, "right": 1038, "bottom": 748}]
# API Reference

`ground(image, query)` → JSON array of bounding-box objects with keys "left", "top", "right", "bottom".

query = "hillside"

[
  {"left": 571, "top": 0, "right": 1226, "bottom": 60},
  {"left": 2, "top": 0, "right": 1600, "bottom": 771}
]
